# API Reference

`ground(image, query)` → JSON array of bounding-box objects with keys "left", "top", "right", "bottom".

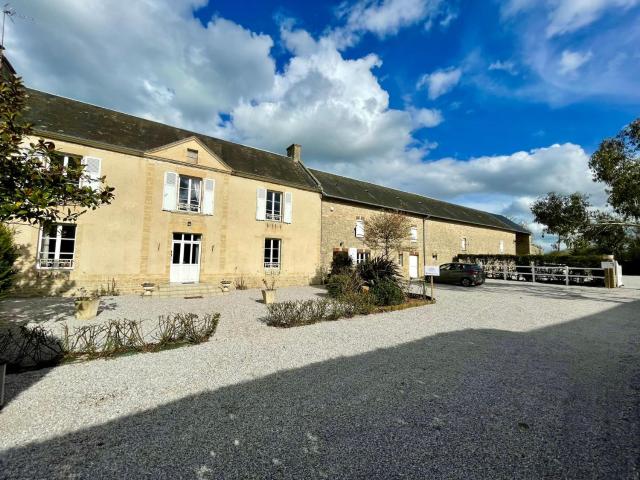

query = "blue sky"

[{"left": 7, "top": 0, "right": 640, "bottom": 247}]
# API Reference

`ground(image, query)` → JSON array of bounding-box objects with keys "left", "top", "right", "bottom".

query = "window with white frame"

[
  {"left": 38, "top": 224, "right": 77, "bottom": 269},
  {"left": 264, "top": 238, "right": 281, "bottom": 269},
  {"left": 355, "top": 218, "right": 365, "bottom": 238},
  {"left": 410, "top": 226, "right": 418, "bottom": 242},
  {"left": 266, "top": 190, "right": 282, "bottom": 221},
  {"left": 499, "top": 240, "right": 505, "bottom": 253},
  {"left": 356, "top": 251, "right": 370, "bottom": 265},
  {"left": 177, "top": 175, "right": 202, "bottom": 212},
  {"left": 50, "top": 152, "right": 82, "bottom": 186},
  {"left": 398, "top": 253, "right": 404, "bottom": 266},
  {"left": 461, "top": 237, "right": 467, "bottom": 251}
]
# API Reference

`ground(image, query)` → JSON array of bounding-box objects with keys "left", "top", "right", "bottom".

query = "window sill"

[{"left": 164, "top": 208, "right": 211, "bottom": 216}]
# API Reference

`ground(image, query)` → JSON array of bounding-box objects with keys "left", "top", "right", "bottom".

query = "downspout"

[
  {"left": 422, "top": 215, "right": 428, "bottom": 274},
  {"left": 298, "top": 162, "right": 325, "bottom": 283}
]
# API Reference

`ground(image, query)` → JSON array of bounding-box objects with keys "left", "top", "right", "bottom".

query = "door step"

[{"left": 150, "top": 283, "right": 224, "bottom": 298}]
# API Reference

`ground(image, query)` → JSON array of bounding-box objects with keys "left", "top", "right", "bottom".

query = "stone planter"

[
  {"left": 221, "top": 281, "right": 232, "bottom": 293},
  {"left": 262, "top": 289, "right": 276, "bottom": 304},
  {"left": 75, "top": 298, "right": 100, "bottom": 320}
]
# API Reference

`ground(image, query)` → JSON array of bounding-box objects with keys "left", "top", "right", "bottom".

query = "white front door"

[
  {"left": 170, "top": 233, "right": 201, "bottom": 283},
  {"left": 409, "top": 255, "right": 419, "bottom": 279}
]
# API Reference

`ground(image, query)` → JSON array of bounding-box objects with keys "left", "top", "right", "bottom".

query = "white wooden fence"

[{"left": 484, "top": 264, "right": 606, "bottom": 286}]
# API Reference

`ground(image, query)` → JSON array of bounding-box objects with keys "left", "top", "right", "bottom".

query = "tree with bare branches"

[{"left": 363, "top": 210, "right": 412, "bottom": 258}]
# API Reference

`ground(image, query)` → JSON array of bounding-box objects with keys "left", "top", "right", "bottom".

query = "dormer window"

[{"left": 187, "top": 148, "right": 198, "bottom": 162}]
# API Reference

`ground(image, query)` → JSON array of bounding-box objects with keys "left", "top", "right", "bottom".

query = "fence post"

[
  {"left": 503, "top": 263, "right": 508, "bottom": 280},
  {"left": 531, "top": 263, "right": 536, "bottom": 283},
  {"left": 565, "top": 266, "right": 569, "bottom": 286}
]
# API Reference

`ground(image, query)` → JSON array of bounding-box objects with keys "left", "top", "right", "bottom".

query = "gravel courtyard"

[{"left": 1, "top": 279, "right": 639, "bottom": 479}]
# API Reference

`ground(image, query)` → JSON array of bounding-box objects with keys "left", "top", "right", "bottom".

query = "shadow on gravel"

[
  {"left": 2, "top": 301, "right": 639, "bottom": 479},
  {"left": 0, "top": 297, "right": 120, "bottom": 327}
]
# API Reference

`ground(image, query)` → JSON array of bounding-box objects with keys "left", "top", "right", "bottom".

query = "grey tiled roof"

[
  {"left": 310, "top": 169, "right": 530, "bottom": 234},
  {"left": 23, "top": 87, "right": 529, "bottom": 234},
  {"left": 23, "top": 88, "right": 319, "bottom": 190}
]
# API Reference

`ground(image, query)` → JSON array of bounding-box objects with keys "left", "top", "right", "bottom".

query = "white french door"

[
  {"left": 170, "top": 233, "right": 202, "bottom": 283},
  {"left": 409, "top": 255, "right": 419, "bottom": 279}
]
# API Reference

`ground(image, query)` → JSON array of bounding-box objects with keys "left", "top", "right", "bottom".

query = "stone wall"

[
  {"left": 320, "top": 199, "right": 526, "bottom": 274},
  {"left": 320, "top": 199, "right": 426, "bottom": 278},
  {"left": 425, "top": 218, "right": 518, "bottom": 264}
]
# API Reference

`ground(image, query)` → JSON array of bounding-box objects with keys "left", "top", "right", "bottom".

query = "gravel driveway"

[{"left": 1, "top": 279, "right": 639, "bottom": 479}]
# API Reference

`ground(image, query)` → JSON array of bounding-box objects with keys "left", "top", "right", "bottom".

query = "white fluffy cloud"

[
  {"left": 488, "top": 60, "right": 517, "bottom": 75},
  {"left": 503, "top": 0, "right": 639, "bottom": 37},
  {"left": 558, "top": 49, "right": 593, "bottom": 75},
  {"left": 496, "top": 0, "right": 640, "bottom": 104},
  {"left": 220, "top": 30, "right": 429, "bottom": 164},
  {"left": 328, "top": 143, "right": 607, "bottom": 249},
  {"left": 7, "top": 0, "right": 275, "bottom": 133},
  {"left": 333, "top": 0, "right": 453, "bottom": 47},
  {"left": 417, "top": 67, "right": 462, "bottom": 99}
]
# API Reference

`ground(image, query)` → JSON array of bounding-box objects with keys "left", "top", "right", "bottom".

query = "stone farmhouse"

[{"left": 10, "top": 86, "right": 530, "bottom": 296}]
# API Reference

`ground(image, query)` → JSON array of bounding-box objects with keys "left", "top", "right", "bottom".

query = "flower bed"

[
  {"left": 0, "top": 312, "right": 220, "bottom": 372},
  {"left": 265, "top": 295, "right": 433, "bottom": 328}
]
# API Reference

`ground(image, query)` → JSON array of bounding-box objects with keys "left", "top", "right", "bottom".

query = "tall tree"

[
  {"left": 363, "top": 210, "right": 412, "bottom": 258},
  {"left": 590, "top": 118, "right": 640, "bottom": 221},
  {"left": 530, "top": 192, "right": 590, "bottom": 250},
  {"left": 0, "top": 75, "right": 114, "bottom": 224}
]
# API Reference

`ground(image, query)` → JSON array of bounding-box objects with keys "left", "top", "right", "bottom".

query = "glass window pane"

[
  {"left": 191, "top": 179, "right": 201, "bottom": 203},
  {"left": 46, "top": 238, "right": 57, "bottom": 255},
  {"left": 42, "top": 224, "right": 57, "bottom": 238},
  {"left": 173, "top": 233, "right": 181, "bottom": 240},
  {"left": 172, "top": 242, "right": 180, "bottom": 264},
  {"left": 191, "top": 243, "right": 199, "bottom": 264},
  {"left": 59, "top": 239, "right": 74, "bottom": 254},
  {"left": 60, "top": 225, "right": 76, "bottom": 239},
  {"left": 182, "top": 243, "right": 191, "bottom": 264}
]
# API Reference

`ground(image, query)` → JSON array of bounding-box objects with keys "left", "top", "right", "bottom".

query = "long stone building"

[{"left": 9, "top": 85, "right": 530, "bottom": 296}]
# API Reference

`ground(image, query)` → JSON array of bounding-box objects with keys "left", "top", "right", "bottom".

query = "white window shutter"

[
  {"left": 162, "top": 172, "right": 178, "bottom": 211},
  {"left": 256, "top": 188, "right": 267, "bottom": 221},
  {"left": 283, "top": 192, "right": 293, "bottom": 224},
  {"left": 81, "top": 156, "right": 101, "bottom": 190},
  {"left": 348, "top": 248, "right": 358, "bottom": 264},
  {"left": 203, "top": 178, "right": 215, "bottom": 215},
  {"left": 355, "top": 219, "right": 365, "bottom": 238}
]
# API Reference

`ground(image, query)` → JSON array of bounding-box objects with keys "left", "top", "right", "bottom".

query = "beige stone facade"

[
  {"left": 8, "top": 86, "right": 531, "bottom": 297},
  {"left": 11, "top": 136, "right": 322, "bottom": 296},
  {"left": 320, "top": 199, "right": 426, "bottom": 278},
  {"left": 320, "top": 198, "right": 528, "bottom": 278}
]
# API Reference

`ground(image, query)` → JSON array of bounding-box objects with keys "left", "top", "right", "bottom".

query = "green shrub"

[
  {"left": 266, "top": 294, "right": 376, "bottom": 327},
  {"left": 341, "top": 291, "right": 376, "bottom": 315},
  {"left": 0, "top": 224, "right": 18, "bottom": 296},
  {"left": 371, "top": 278, "right": 405, "bottom": 306},
  {"left": 326, "top": 272, "right": 362, "bottom": 298},
  {"left": 330, "top": 251, "right": 353, "bottom": 274},
  {"left": 356, "top": 256, "right": 401, "bottom": 287}
]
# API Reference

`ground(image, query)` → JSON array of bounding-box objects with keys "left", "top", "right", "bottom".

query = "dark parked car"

[{"left": 435, "top": 263, "right": 485, "bottom": 287}]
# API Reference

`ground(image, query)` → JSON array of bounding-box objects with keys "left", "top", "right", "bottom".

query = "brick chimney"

[{"left": 286, "top": 144, "right": 302, "bottom": 163}]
